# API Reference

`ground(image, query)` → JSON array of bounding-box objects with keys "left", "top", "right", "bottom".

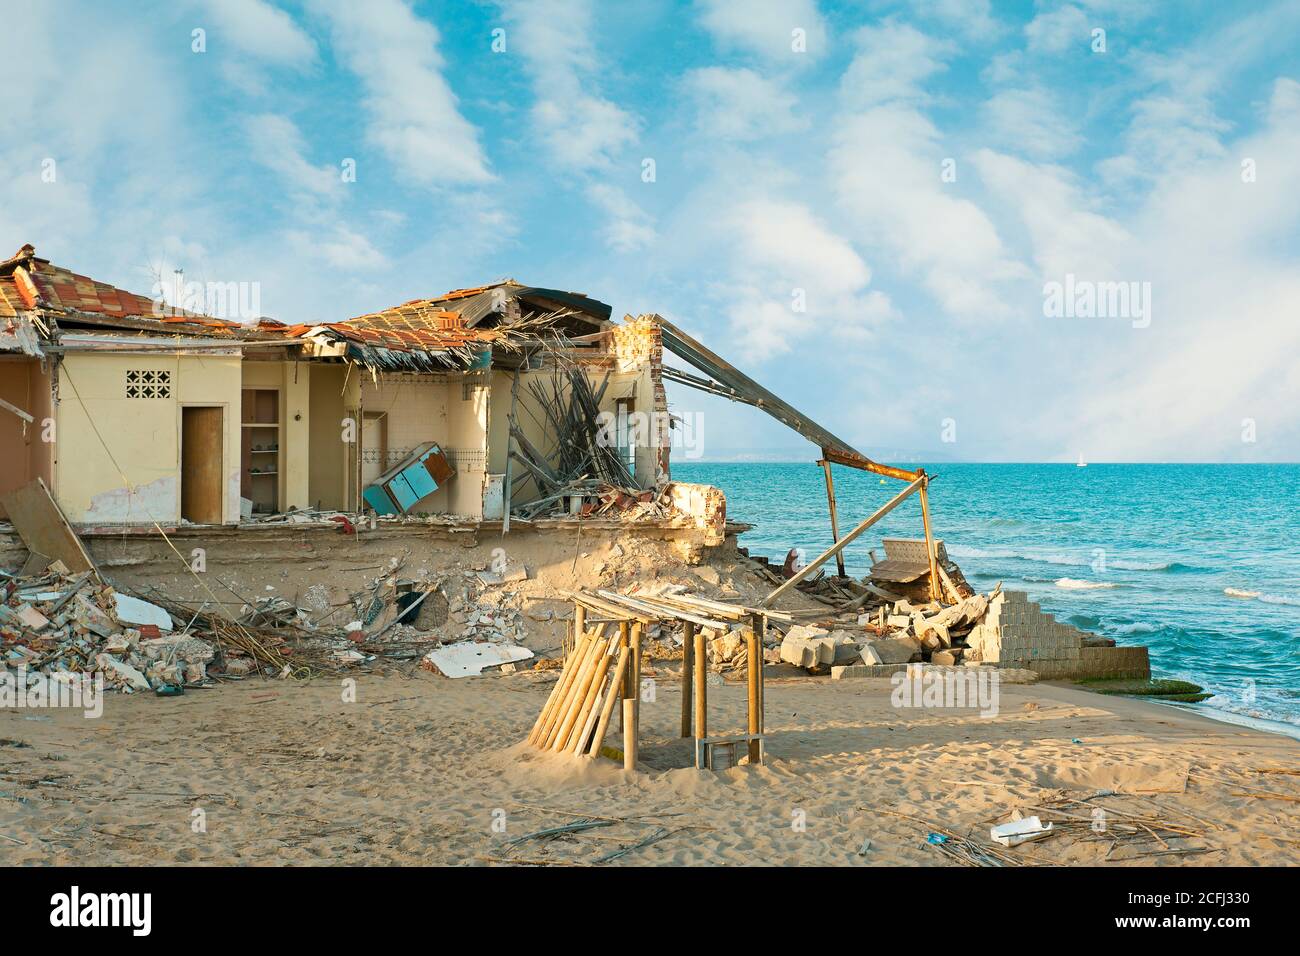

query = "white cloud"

[
  {"left": 306, "top": 0, "right": 492, "bottom": 186},
  {"left": 696, "top": 0, "right": 827, "bottom": 59},
  {"left": 1024, "top": 4, "right": 1091, "bottom": 55},
  {"left": 500, "top": 0, "right": 639, "bottom": 172},
  {"left": 712, "top": 198, "right": 892, "bottom": 360},
  {"left": 972, "top": 78, "right": 1300, "bottom": 461},
  {"left": 243, "top": 113, "right": 387, "bottom": 273},
  {"left": 973, "top": 149, "right": 1130, "bottom": 281},
  {"left": 981, "top": 87, "right": 1082, "bottom": 161},
  {"left": 587, "top": 184, "right": 656, "bottom": 252},
  {"left": 838, "top": 21, "right": 948, "bottom": 109},
  {"left": 830, "top": 25, "right": 1026, "bottom": 317},
  {"left": 201, "top": 0, "right": 317, "bottom": 66},
  {"left": 682, "top": 67, "right": 808, "bottom": 140},
  {"left": 243, "top": 114, "right": 341, "bottom": 198}
]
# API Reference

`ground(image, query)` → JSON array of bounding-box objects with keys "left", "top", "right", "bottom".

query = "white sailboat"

[{"left": 1076, "top": 453, "right": 1087, "bottom": 468}]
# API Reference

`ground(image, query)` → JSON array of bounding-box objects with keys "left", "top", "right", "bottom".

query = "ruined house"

[{"left": 0, "top": 244, "right": 701, "bottom": 534}]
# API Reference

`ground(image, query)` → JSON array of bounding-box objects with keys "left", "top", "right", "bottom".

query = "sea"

[{"left": 673, "top": 462, "right": 1300, "bottom": 734}]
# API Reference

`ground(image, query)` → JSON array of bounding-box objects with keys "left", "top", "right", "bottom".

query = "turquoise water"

[{"left": 674, "top": 462, "right": 1300, "bottom": 729}]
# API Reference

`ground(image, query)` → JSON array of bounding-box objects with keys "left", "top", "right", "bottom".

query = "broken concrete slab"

[
  {"left": 421, "top": 641, "right": 535, "bottom": 678},
  {"left": 94, "top": 653, "right": 151, "bottom": 691},
  {"left": 111, "top": 594, "right": 173, "bottom": 632},
  {"left": 860, "top": 635, "right": 921, "bottom": 665}
]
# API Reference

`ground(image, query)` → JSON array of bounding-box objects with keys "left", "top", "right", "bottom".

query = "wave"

[
  {"left": 947, "top": 545, "right": 1187, "bottom": 572},
  {"left": 1056, "top": 578, "right": 1121, "bottom": 590},
  {"left": 1110, "top": 621, "right": 1157, "bottom": 634},
  {"left": 1224, "top": 587, "right": 1300, "bottom": 606}
]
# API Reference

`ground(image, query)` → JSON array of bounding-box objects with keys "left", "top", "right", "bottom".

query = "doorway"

[{"left": 181, "top": 406, "right": 224, "bottom": 524}]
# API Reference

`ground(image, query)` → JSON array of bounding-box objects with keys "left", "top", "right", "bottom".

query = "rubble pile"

[{"left": 1, "top": 564, "right": 216, "bottom": 694}]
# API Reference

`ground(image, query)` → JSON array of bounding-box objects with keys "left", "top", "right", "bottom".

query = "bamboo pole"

[
  {"left": 746, "top": 619, "right": 761, "bottom": 764},
  {"left": 550, "top": 635, "right": 608, "bottom": 752},
  {"left": 681, "top": 621, "right": 695, "bottom": 737},
  {"left": 750, "top": 612, "right": 766, "bottom": 764},
  {"left": 918, "top": 476, "right": 940, "bottom": 603},
  {"left": 565, "top": 640, "right": 614, "bottom": 753},
  {"left": 586, "top": 637, "right": 630, "bottom": 760},
  {"left": 819, "top": 459, "right": 846, "bottom": 578},
  {"left": 528, "top": 629, "right": 591, "bottom": 746},
  {"left": 693, "top": 626, "right": 707, "bottom": 750},
  {"left": 540, "top": 629, "right": 599, "bottom": 749},
  {"left": 569, "top": 603, "right": 585, "bottom": 659},
  {"left": 572, "top": 681, "right": 605, "bottom": 756},
  {"left": 631, "top": 622, "right": 643, "bottom": 744},
  {"left": 616, "top": 620, "right": 630, "bottom": 733},
  {"left": 622, "top": 700, "right": 637, "bottom": 770},
  {"left": 762, "top": 475, "right": 926, "bottom": 606}
]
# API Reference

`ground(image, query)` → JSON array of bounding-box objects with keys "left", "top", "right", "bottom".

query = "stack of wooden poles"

[
  {"left": 525, "top": 606, "right": 644, "bottom": 769},
  {"left": 524, "top": 590, "right": 773, "bottom": 771}
]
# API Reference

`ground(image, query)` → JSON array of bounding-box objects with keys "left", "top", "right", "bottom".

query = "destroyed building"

[
  {"left": 0, "top": 244, "right": 713, "bottom": 535},
  {"left": 2, "top": 243, "right": 1151, "bottom": 699}
]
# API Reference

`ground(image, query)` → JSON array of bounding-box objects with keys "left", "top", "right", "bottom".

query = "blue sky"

[{"left": 3, "top": 0, "right": 1298, "bottom": 462}]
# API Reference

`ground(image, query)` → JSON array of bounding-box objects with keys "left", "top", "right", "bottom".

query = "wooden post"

[
  {"left": 622, "top": 700, "right": 637, "bottom": 770},
  {"left": 631, "top": 622, "right": 643, "bottom": 744},
  {"left": 746, "top": 614, "right": 761, "bottom": 764},
  {"left": 617, "top": 620, "right": 630, "bottom": 732},
  {"left": 819, "top": 458, "right": 846, "bottom": 578},
  {"left": 918, "top": 475, "right": 940, "bottom": 604},
  {"left": 693, "top": 626, "right": 707, "bottom": 756},
  {"left": 623, "top": 621, "right": 642, "bottom": 771},
  {"left": 751, "top": 612, "right": 766, "bottom": 763},
  {"left": 681, "top": 621, "right": 695, "bottom": 737},
  {"left": 763, "top": 475, "right": 926, "bottom": 606}
]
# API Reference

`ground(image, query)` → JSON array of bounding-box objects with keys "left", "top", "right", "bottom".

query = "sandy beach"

[{"left": 2, "top": 669, "right": 1296, "bottom": 866}]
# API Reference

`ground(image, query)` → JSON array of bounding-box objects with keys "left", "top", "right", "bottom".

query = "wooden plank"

[
  {"left": 762, "top": 476, "right": 925, "bottom": 606},
  {"left": 0, "top": 477, "right": 95, "bottom": 574},
  {"left": 918, "top": 480, "right": 940, "bottom": 603},
  {"left": 0, "top": 396, "right": 34, "bottom": 425}
]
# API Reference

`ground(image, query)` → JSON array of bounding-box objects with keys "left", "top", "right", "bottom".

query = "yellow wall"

[
  {"left": 308, "top": 364, "right": 349, "bottom": 510},
  {"left": 55, "top": 351, "right": 241, "bottom": 524},
  {"left": 241, "top": 358, "right": 313, "bottom": 512}
]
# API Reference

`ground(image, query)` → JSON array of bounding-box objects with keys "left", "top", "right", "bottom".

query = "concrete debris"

[{"left": 2, "top": 567, "right": 215, "bottom": 695}]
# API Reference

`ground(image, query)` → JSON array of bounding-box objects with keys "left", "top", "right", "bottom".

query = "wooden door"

[{"left": 181, "top": 406, "right": 224, "bottom": 524}]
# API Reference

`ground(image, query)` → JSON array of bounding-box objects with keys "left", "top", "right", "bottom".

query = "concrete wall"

[
  {"left": 55, "top": 351, "right": 241, "bottom": 524},
  {"left": 0, "top": 356, "right": 54, "bottom": 518}
]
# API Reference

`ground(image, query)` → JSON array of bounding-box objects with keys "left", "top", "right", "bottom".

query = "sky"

[{"left": 2, "top": 0, "right": 1298, "bottom": 463}]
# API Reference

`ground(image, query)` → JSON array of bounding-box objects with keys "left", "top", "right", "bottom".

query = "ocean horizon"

[{"left": 674, "top": 461, "right": 1300, "bottom": 731}]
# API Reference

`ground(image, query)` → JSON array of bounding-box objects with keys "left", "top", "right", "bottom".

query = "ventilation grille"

[{"left": 126, "top": 369, "right": 171, "bottom": 398}]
